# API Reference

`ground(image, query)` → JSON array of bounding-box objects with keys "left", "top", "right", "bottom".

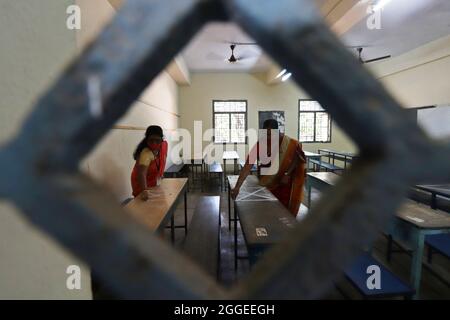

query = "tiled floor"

[{"left": 167, "top": 177, "right": 450, "bottom": 300}]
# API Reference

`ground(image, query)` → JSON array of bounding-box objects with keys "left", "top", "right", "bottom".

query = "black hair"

[
  {"left": 263, "top": 119, "right": 279, "bottom": 129},
  {"left": 133, "top": 125, "right": 164, "bottom": 160}
]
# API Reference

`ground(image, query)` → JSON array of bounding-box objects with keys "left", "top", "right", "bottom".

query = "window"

[
  {"left": 298, "top": 100, "right": 331, "bottom": 142},
  {"left": 213, "top": 100, "right": 247, "bottom": 143}
]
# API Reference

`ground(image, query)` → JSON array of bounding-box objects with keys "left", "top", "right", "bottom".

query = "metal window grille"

[
  {"left": 299, "top": 99, "right": 331, "bottom": 143},
  {"left": 0, "top": 0, "right": 448, "bottom": 299},
  {"left": 213, "top": 100, "right": 247, "bottom": 144}
]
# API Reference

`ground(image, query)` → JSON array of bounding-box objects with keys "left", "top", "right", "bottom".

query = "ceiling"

[
  {"left": 342, "top": 0, "right": 450, "bottom": 62},
  {"left": 181, "top": 0, "right": 450, "bottom": 73},
  {"left": 181, "top": 22, "right": 274, "bottom": 73}
]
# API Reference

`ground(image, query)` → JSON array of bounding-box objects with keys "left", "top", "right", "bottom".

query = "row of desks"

[
  {"left": 186, "top": 151, "right": 240, "bottom": 191},
  {"left": 305, "top": 172, "right": 450, "bottom": 299}
]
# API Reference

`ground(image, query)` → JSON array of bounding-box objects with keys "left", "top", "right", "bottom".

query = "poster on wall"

[{"left": 258, "top": 111, "right": 286, "bottom": 133}]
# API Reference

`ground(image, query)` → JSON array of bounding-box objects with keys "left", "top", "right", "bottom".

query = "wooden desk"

[
  {"left": 236, "top": 200, "right": 295, "bottom": 266},
  {"left": 415, "top": 184, "right": 450, "bottom": 209},
  {"left": 305, "top": 172, "right": 339, "bottom": 207},
  {"left": 304, "top": 151, "right": 322, "bottom": 171},
  {"left": 227, "top": 175, "right": 295, "bottom": 269},
  {"left": 124, "top": 178, "right": 188, "bottom": 242},
  {"left": 185, "top": 155, "right": 205, "bottom": 192},
  {"left": 223, "top": 151, "right": 240, "bottom": 188},
  {"left": 318, "top": 149, "right": 357, "bottom": 169},
  {"left": 305, "top": 171, "right": 450, "bottom": 299},
  {"left": 387, "top": 201, "right": 450, "bottom": 299}
]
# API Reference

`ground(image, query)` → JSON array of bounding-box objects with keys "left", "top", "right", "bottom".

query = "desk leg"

[
  {"left": 171, "top": 214, "right": 175, "bottom": 244},
  {"left": 308, "top": 183, "right": 312, "bottom": 209},
  {"left": 234, "top": 159, "right": 237, "bottom": 175},
  {"left": 410, "top": 231, "right": 425, "bottom": 299},
  {"left": 228, "top": 183, "right": 231, "bottom": 231},
  {"left": 431, "top": 194, "right": 437, "bottom": 210},
  {"left": 184, "top": 191, "right": 188, "bottom": 235},
  {"left": 224, "top": 159, "right": 227, "bottom": 190},
  {"left": 234, "top": 201, "right": 238, "bottom": 271},
  {"left": 201, "top": 162, "right": 204, "bottom": 192}
]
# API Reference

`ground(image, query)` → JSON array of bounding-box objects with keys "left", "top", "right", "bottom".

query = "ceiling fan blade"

[
  {"left": 364, "top": 55, "right": 391, "bottom": 63},
  {"left": 237, "top": 54, "right": 256, "bottom": 61},
  {"left": 205, "top": 52, "right": 225, "bottom": 61},
  {"left": 218, "top": 40, "right": 258, "bottom": 46},
  {"left": 346, "top": 45, "right": 373, "bottom": 49}
]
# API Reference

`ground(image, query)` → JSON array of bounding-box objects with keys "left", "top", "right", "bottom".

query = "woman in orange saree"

[{"left": 231, "top": 119, "right": 306, "bottom": 217}]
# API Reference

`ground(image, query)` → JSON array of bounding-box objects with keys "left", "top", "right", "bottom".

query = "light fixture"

[
  {"left": 281, "top": 72, "right": 292, "bottom": 82},
  {"left": 275, "top": 69, "right": 287, "bottom": 79},
  {"left": 373, "top": 0, "right": 392, "bottom": 12}
]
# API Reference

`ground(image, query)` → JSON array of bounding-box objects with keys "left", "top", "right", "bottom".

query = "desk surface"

[
  {"left": 228, "top": 175, "right": 259, "bottom": 190},
  {"left": 397, "top": 201, "right": 450, "bottom": 229},
  {"left": 307, "top": 172, "right": 339, "bottom": 186},
  {"left": 318, "top": 149, "right": 357, "bottom": 157},
  {"left": 307, "top": 173, "right": 450, "bottom": 229},
  {"left": 415, "top": 184, "right": 450, "bottom": 198},
  {"left": 236, "top": 201, "right": 296, "bottom": 246},
  {"left": 304, "top": 151, "right": 322, "bottom": 157},
  {"left": 230, "top": 175, "right": 278, "bottom": 201},
  {"left": 124, "top": 178, "right": 187, "bottom": 232},
  {"left": 228, "top": 175, "right": 296, "bottom": 246},
  {"left": 223, "top": 151, "right": 240, "bottom": 160}
]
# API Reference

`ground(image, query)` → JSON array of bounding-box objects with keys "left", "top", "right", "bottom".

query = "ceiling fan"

[
  {"left": 227, "top": 43, "right": 256, "bottom": 63},
  {"left": 356, "top": 47, "right": 391, "bottom": 64}
]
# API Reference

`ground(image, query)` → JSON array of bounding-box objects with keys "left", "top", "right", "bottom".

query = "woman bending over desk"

[
  {"left": 231, "top": 119, "right": 307, "bottom": 217},
  {"left": 131, "top": 125, "right": 167, "bottom": 200}
]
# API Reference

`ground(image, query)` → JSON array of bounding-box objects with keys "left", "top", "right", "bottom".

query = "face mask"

[{"left": 148, "top": 142, "right": 161, "bottom": 151}]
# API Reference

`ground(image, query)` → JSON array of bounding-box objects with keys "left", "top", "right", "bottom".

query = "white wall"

[
  {"left": 82, "top": 71, "right": 180, "bottom": 201},
  {"left": 179, "top": 72, "right": 357, "bottom": 160},
  {"left": 370, "top": 35, "right": 450, "bottom": 108},
  {"left": 0, "top": 0, "right": 91, "bottom": 299},
  {"left": 77, "top": 0, "right": 179, "bottom": 201},
  {"left": 76, "top": 1, "right": 180, "bottom": 202},
  {"left": 418, "top": 105, "right": 450, "bottom": 139},
  {"left": 0, "top": 0, "right": 180, "bottom": 299}
]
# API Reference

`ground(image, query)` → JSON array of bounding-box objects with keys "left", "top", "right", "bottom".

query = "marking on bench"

[
  {"left": 406, "top": 216, "right": 425, "bottom": 223},
  {"left": 279, "top": 217, "right": 295, "bottom": 228},
  {"left": 256, "top": 228, "right": 268, "bottom": 237},
  {"left": 236, "top": 187, "right": 277, "bottom": 201}
]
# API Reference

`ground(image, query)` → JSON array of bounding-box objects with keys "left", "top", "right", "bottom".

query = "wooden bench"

[
  {"left": 208, "top": 162, "right": 224, "bottom": 191},
  {"left": 309, "top": 159, "right": 343, "bottom": 173},
  {"left": 342, "top": 253, "right": 415, "bottom": 299},
  {"left": 408, "top": 187, "right": 450, "bottom": 213},
  {"left": 426, "top": 234, "right": 450, "bottom": 263},
  {"left": 183, "top": 196, "right": 221, "bottom": 279}
]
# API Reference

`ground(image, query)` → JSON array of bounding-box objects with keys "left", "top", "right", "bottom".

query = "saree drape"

[
  {"left": 247, "top": 135, "right": 306, "bottom": 216},
  {"left": 131, "top": 140, "right": 168, "bottom": 197}
]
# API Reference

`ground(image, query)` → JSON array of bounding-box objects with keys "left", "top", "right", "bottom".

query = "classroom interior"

[{"left": 0, "top": 0, "right": 449, "bottom": 300}]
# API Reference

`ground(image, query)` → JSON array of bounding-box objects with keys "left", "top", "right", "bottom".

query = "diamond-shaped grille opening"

[{"left": 1, "top": 0, "right": 448, "bottom": 300}]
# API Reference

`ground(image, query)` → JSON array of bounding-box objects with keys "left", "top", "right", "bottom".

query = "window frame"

[
  {"left": 212, "top": 99, "right": 248, "bottom": 144},
  {"left": 298, "top": 99, "right": 332, "bottom": 143}
]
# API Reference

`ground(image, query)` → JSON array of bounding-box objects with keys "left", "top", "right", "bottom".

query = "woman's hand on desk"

[
  {"left": 231, "top": 187, "right": 240, "bottom": 200},
  {"left": 140, "top": 190, "right": 150, "bottom": 201}
]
